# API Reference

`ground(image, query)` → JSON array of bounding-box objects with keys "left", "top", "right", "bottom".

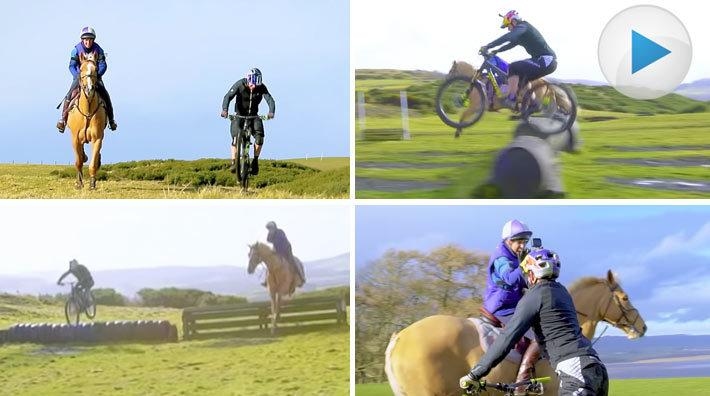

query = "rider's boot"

[
  {"left": 56, "top": 99, "right": 70, "bottom": 133},
  {"left": 99, "top": 84, "right": 118, "bottom": 131},
  {"left": 514, "top": 340, "right": 541, "bottom": 395},
  {"left": 251, "top": 157, "right": 259, "bottom": 175}
]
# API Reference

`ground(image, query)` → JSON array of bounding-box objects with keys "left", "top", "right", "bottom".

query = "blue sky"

[
  {"left": 356, "top": 205, "right": 710, "bottom": 336},
  {"left": 0, "top": 0, "right": 349, "bottom": 164}
]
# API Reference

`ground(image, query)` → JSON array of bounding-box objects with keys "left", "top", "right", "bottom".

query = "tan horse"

[
  {"left": 448, "top": 60, "right": 572, "bottom": 121},
  {"left": 385, "top": 270, "right": 646, "bottom": 396},
  {"left": 67, "top": 51, "right": 107, "bottom": 189},
  {"left": 247, "top": 242, "right": 300, "bottom": 334}
]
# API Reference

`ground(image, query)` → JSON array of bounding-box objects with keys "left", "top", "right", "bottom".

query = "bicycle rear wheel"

[
  {"left": 435, "top": 76, "right": 486, "bottom": 129},
  {"left": 84, "top": 291, "right": 97, "bottom": 319},
  {"left": 520, "top": 83, "right": 577, "bottom": 134},
  {"left": 65, "top": 298, "right": 80, "bottom": 325}
]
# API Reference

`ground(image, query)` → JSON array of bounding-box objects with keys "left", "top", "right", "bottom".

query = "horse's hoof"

[
  {"left": 75, "top": 183, "right": 83, "bottom": 190},
  {"left": 89, "top": 178, "right": 96, "bottom": 190}
]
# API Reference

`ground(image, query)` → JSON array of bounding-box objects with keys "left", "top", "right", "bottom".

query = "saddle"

[
  {"left": 468, "top": 307, "right": 530, "bottom": 365},
  {"left": 68, "top": 87, "right": 106, "bottom": 112}
]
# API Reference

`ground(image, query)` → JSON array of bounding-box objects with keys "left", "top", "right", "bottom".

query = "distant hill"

[
  {"left": 594, "top": 334, "right": 710, "bottom": 363},
  {"left": 356, "top": 69, "right": 709, "bottom": 115},
  {"left": 0, "top": 253, "right": 349, "bottom": 302},
  {"left": 675, "top": 78, "right": 710, "bottom": 101}
]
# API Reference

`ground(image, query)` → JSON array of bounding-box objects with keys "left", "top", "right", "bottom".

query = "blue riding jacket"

[{"left": 69, "top": 42, "right": 107, "bottom": 78}]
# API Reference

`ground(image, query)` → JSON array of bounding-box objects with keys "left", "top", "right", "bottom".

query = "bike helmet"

[
  {"left": 80, "top": 26, "right": 96, "bottom": 39},
  {"left": 247, "top": 68, "right": 263, "bottom": 87},
  {"left": 501, "top": 219, "right": 532, "bottom": 241},
  {"left": 69, "top": 259, "right": 79, "bottom": 269},
  {"left": 266, "top": 221, "right": 277, "bottom": 230},
  {"left": 499, "top": 10, "right": 520, "bottom": 29},
  {"left": 522, "top": 247, "right": 561, "bottom": 280}
]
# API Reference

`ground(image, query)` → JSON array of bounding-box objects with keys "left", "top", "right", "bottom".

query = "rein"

[{"left": 575, "top": 281, "right": 642, "bottom": 344}]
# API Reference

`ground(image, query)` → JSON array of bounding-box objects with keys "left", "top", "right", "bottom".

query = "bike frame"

[{"left": 474, "top": 57, "right": 509, "bottom": 101}]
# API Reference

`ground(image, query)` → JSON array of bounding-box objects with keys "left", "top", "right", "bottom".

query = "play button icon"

[
  {"left": 631, "top": 30, "right": 671, "bottom": 74},
  {"left": 598, "top": 5, "right": 692, "bottom": 99}
]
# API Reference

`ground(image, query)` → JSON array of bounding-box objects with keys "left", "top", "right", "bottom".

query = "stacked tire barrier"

[
  {"left": 478, "top": 120, "right": 581, "bottom": 198},
  {"left": 3, "top": 320, "right": 178, "bottom": 344}
]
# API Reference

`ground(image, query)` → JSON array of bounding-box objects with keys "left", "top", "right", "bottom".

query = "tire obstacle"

[{"left": 1, "top": 320, "right": 178, "bottom": 344}]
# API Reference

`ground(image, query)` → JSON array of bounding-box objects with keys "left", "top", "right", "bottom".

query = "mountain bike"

[
  {"left": 436, "top": 49, "right": 577, "bottom": 136},
  {"left": 61, "top": 281, "right": 96, "bottom": 325},
  {"left": 228, "top": 114, "right": 268, "bottom": 191},
  {"left": 463, "top": 376, "right": 550, "bottom": 396}
]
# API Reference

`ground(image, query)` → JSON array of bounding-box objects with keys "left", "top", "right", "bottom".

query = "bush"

[
  {"left": 137, "top": 287, "right": 246, "bottom": 308},
  {"left": 93, "top": 288, "right": 127, "bottom": 306}
]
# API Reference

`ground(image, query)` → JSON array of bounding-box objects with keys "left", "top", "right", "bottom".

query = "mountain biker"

[
  {"left": 265, "top": 221, "right": 305, "bottom": 288},
  {"left": 220, "top": 68, "right": 276, "bottom": 176},
  {"left": 57, "top": 259, "right": 95, "bottom": 296},
  {"left": 461, "top": 248, "right": 609, "bottom": 396},
  {"left": 479, "top": 10, "right": 557, "bottom": 110},
  {"left": 479, "top": 219, "right": 540, "bottom": 393},
  {"left": 57, "top": 26, "right": 117, "bottom": 133}
]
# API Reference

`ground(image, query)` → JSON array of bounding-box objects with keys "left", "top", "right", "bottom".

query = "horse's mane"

[{"left": 568, "top": 276, "right": 606, "bottom": 294}]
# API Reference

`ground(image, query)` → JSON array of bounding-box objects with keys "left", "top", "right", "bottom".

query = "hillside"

[
  {"left": 0, "top": 157, "right": 349, "bottom": 198},
  {"left": 0, "top": 253, "right": 350, "bottom": 301},
  {"left": 355, "top": 69, "right": 709, "bottom": 115}
]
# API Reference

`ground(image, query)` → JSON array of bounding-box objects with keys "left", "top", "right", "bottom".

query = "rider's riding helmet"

[
  {"left": 499, "top": 10, "right": 520, "bottom": 29},
  {"left": 247, "top": 68, "right": 263, "bottom": 87},
  {"left": 69, "top": 259, "right": 79, "bottom": 269},
  {"left": 266, "top": 221, "right": 277, "bottom": 230},
  {"left": 80, "top": 27, "right": 97, "bottom": 40},
  {"left": 522, "top": 248, "right": 561, "bottom": 280},
  {"left": 501, "top": 219, "right": 532, "bottom": 241}
]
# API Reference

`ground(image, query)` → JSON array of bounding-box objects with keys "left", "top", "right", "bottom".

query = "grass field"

[
  {"left": 0, "top": 294, "right": 349, "bottom": 395},
  {"left": 355, "top": 70, "right": 710, "bottom": 198},
  {"left": 0, "top": 157, "right": 349, "bottom": 199},
  {"left": 355, "top": 378, "right": 710, "bottom": 395}
]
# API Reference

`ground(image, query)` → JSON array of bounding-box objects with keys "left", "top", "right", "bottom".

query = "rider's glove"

[
  {"left": 220, "top": 110, "right": 228, "bottom": 118},
  {"left": 478, "top": 46, "right": 488, "bottom": 55},
  {"left": 267, "top": 113, "right": 274, "bottom": 120},
  {"left": 459, "top": 373, "right": 481, "bottom": 392},
  {"left": 490, "top": 49, "right": 499, "bottom": 55}
]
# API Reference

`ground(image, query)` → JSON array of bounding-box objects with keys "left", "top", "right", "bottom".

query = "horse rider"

[
  {"left": 265, "top": 221, "right": 305, "bottom": 288},
  {"left": 479, "top": 219, "right": 540, "bottom": 394},
  {"left": 479, "top": 10, "right": 557, "bottom": 109},
  {"left": 57, "top": 259, "right": 95, "bottom": 297},
  {"left": 220, "top": 68, "right": 275, "bottom": 177},
  {"left": 461, "top": 248, "right": 609, "bottom": 396},
  {"left": 57, "top": 26, "right": 117, "bottom": 133}
]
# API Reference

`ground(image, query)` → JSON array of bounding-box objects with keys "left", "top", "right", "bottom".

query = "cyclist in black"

[
  {"left": 220, "top": 68, "right": 276, "bottom": 176},
  {"left": 479, "top": 10, "right": 557, "bottom": 109},
  {"left": 57, "top": 259, "right": 95, "bottom": 294},
  {"left": 460, "top": 248, "right": 609, "bottom": 396}
]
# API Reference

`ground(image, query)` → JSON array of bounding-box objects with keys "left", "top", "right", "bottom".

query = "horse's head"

[
  {"left": 571, "top": 270, "right": 647, "bottom": 340},
  {"left": 448, "top": 61, "right": 477, "bottom": 79},
  {"left": 247, "top": 242, "right": 263, "bottom": 274},
  {"left": 602, "top": 270, "right": 647, "bottom": 339},
  {"left": 78, "top": 52, "right": 99, "bottom": 97}
]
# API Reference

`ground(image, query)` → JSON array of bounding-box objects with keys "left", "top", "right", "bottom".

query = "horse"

[
  {"left": 385, "top": 270, "right": 646, "bottom": 396},
  {"left": 247, "top": 242, "right": 301, "bottom": 334},
  {"left": 447, "top": 60, "right": 572, "bottom": 121},
  {"left": 67, "top": 51, "right": 107, "bottom": 189}
]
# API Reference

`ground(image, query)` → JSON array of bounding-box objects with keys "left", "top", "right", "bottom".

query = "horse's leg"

[
  {"left": 88, "top": 136, "right": 103, "bottom": 190},
  {"left": 72, "top": 137, "right": 84, "bottom": 189},
  {"left": 270, "top": 290, "right": 277, "bottom": 335}
]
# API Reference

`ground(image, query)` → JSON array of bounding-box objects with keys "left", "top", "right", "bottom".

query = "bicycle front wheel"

[
  {"left": 65, "top": 298, "right": 80, "bottom": 325},
  {"left": 238, "top": 136, "right": 250, "bottom": 191},
  {"left": 435, "top": 76, "right": 486, "bottom": 129},
  {"left": 84, "top": 291, "right": 97, "bottom": 319}
]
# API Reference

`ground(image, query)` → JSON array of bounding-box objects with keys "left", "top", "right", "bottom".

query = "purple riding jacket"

[{"left": 482, "top": 241, "right": 527, "bottom": 316}]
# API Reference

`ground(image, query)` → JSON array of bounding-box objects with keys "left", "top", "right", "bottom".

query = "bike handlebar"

[
  {"left": 465, "top": 376, "right": 550, "bottom": 395},
  {"left": 227, "top": 114, "right": 269, "bottom": 121}
]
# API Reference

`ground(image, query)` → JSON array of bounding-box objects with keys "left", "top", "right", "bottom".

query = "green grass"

[
  {"left": 0, "top": 157, "right": 349, "bottom": 198},
  {"left": 355, "top": 69, "right": 710, "bottom": 198},
  {"left": 0, "top": 295, "right": 349, "bottom": 395},
  {"left": 355, "top": 378, "right": 710, "bottom": 396}
]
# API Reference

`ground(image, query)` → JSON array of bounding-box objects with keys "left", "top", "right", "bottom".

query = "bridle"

[
  {"left": 76, "top": 59, "right": 101, "bottom": 130},
  {"left": 576, "top": 281, "right": 644, "bottom": 338}
]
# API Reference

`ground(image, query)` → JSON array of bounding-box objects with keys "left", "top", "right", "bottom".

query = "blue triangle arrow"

[{"left": 632, "top": 30, "right": 671, "bottom": 74}]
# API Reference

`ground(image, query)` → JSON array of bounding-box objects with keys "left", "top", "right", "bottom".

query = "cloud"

[
  {"left": 643, "top": 318, "right": 710, "bottom": 336},
  {"left": 644, "top": 222, "right": 710, "bottom": 261}
]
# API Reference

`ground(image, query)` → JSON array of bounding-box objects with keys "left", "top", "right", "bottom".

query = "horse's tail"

[{"left": 385, "top": 331, "right": 406, "bottom": 396}]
